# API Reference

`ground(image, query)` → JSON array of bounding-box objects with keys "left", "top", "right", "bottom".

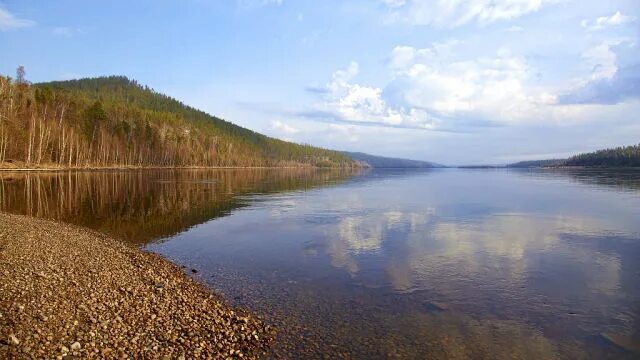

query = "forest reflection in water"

[{"left": 0, "top": 168, "right": 360, "bottom": 244}]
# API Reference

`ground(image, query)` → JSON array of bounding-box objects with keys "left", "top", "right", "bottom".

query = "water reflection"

[
  {"left": 2, "top": 168, "right": 640, "bottom": 358},
  {"left": 146, "top": 169, "right": 640, "bottom": 358},
  {"left": 0, "top": 169, "right": 360, "bottom": 244},
  {"left": 515, "top": 168, "right": 640, "bottom": 193}
]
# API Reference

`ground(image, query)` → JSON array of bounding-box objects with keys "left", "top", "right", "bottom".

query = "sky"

[{"left": 0, "top": 0, "right": 639, "bottom": 165}]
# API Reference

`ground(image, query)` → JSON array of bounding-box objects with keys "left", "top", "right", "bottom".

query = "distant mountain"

[
  {"left": 507, "top": 159, "right": 566, "bottom": 168},
  {"left": 457, "top": 165, "right": 501, "bottom": 169},
  {"left": 341, "top": 151, "right": 441, "bottom": 168},
  {"left": 0, "top": 75, "right": 358, "bottom": 168}
]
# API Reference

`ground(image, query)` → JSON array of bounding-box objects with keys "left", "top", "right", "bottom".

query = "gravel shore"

[{"left": 0, "top": 213, "right": 275, "bottom": 359}]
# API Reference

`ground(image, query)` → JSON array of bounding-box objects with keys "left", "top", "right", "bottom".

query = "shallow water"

[{"left": 2, "top": 168, "right": 639, "bottom": 358}]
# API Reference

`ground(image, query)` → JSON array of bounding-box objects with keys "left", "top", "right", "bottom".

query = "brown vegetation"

[{"left": 0, "top": 73, "right": 357, "bottom": 169}]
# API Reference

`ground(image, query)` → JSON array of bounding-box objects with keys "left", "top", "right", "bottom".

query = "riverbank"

[
  {"left": 0, "top": 163, "right": 326, "bottom": 172},
  {"left": 0, "top": 213, "right": 275, "bottom": 359},
  {"left": 0, "top": 160, "right": 365, "bottom": 172}
]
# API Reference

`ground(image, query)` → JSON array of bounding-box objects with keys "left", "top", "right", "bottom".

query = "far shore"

[
  {"left": 456, "top": 165, "right": 640, "bottom": 170},
  {"left": 0, "top": 213, "right": 276, "bottom": 358}
]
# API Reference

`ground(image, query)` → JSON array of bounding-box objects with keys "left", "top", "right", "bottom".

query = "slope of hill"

[
  {"left": 342, "top": 151, "right": 440, "bottom": 168},
  {"left": 505, "top": 144, "right": 640, "bottom": 168},
  {"left": 564, "top": 144, "right": 640, "bottom": 167},
  {"left": 0, "top": 75, "right": 357, "bottom": 168}
]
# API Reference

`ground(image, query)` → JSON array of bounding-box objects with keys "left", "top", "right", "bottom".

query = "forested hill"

[
  {"left": 563, "top": 144, "right": 640, "bottom": 167},
  {"left": 0, "top": 75, "right": 357, "bottom": 168},
  {"left": 506, "top": 144, "right": 640, "bottom": 168}
]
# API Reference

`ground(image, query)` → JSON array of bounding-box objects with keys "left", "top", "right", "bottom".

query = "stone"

[
  {"left": 0, "top": 214, "right": 274, "bottom": 358},
  {"left": 423, "top": 301, "right": 448, "bottom": 313}
]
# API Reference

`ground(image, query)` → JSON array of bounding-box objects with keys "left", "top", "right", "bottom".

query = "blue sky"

[{"left": 1, "top": 0, "right": 638, "bottom": 165}]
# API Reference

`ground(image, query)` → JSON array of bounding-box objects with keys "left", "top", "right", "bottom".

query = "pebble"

[
  {"left": 8, "top": 334, "right": 19, "bottom": 345},
  {"left": 0, "top": 214, "right": 275, "bottom": 359}
]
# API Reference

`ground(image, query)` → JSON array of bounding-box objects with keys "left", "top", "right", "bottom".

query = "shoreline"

[
  {"left": 0, "top": 165, "right": 353, "bottom": 172},
  {"left": 0, "top": 213, "right": 275, "bottom": 358}
]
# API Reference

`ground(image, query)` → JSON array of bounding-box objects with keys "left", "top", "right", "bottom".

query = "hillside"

[
  {"left": 341, "top": 151, "right": 440, "bottom": 168},
  {"left": 564, "top": 144, "right": 640, "bottom": 167},
  {"left": 0, "top": 75, "right": 357, "bottom": 168},
  {"left": 505, "top": 144, "right": 640, "bottom": 168}
]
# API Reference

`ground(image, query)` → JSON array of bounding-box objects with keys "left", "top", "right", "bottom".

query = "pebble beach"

[{"left": 0, "top": 213, "right": 275, "bottom": 359}]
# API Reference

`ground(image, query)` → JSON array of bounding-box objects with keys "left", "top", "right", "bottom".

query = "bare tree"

[{"left": 16, "top": 66, "right": 26, "bottom": 84}]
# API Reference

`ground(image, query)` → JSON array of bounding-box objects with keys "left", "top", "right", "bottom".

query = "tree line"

[
  {"left": 564, "top": 144, "right": 640, "bottom": 167},
  {"left": 0, "top": 70, "right": 358, "bottom": 169},
  {"left": 507, "top": 144, "right": 640, "bottom": 168}
]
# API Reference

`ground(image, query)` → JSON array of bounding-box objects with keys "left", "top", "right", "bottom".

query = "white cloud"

[
  {"left": 558, "top": 39, "right": 640, "bottom": 105},
  {"left": 382, "top": 0, "right": 562, "bottom": 27},
  {"left": 386, "top": 43, "right": 562, "bottom": 124},
  {"left": 582, "top": 41, "right": 619, "bottom": 80},
  {"left": 387, "top": 38, "right": 640, "bottom": 126},
  {"left": 318, "top": 61, "right": 436, "bottom": 129},
  {"left": 0, "top": 7, "right": 35, "bottom": 31},
  {"left": 320, "top": 39, "right": 637, "bottom": 132},
  {"left": 270, "top": 120, "right": 299, "bottom": 134},
  {"left": 581, "top": 11, "right": 636, "bottom": 31}
]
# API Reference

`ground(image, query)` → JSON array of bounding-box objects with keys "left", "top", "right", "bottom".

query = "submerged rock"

[{"left": 423, "top": 301, "right": 449, "bottom": 313}]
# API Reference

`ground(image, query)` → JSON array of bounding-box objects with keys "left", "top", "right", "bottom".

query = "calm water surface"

[{"left": 2, "top": 168, "right": 639, "bottom": 359}]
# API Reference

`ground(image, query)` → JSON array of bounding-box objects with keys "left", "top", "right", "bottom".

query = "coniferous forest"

[
  {"left": 0, "top": 70, "right": 358, "bottom": 169},
  {"left": 508, "top": 144, "right": 640, "bottom": 168},
  {"left": 563, "top": 144, "right": 640, "bottom": 167}
]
